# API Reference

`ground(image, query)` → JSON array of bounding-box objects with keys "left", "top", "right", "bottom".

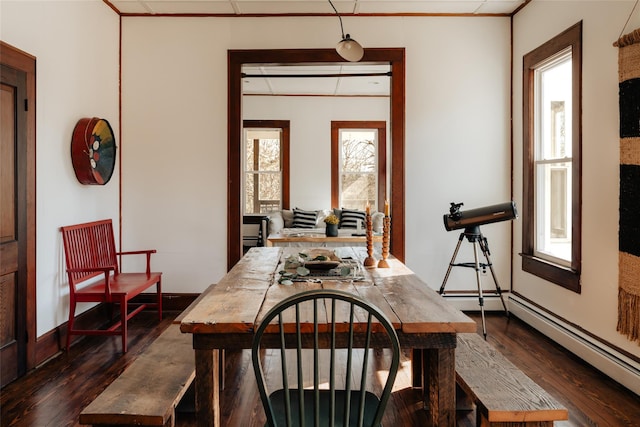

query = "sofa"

[{"left": 267, "top": 207, "right": 385, "bottom": 237}]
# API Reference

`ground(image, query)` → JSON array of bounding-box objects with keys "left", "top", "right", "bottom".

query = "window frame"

[
  {"left": 331, "top": 121, "right": 387, "bottom": 211},
  {"left": 242, "top": 120, "right": 290, "bottom": 214},
  {"left": 522, "top": 21, "right": 582, "bottom": 293}
]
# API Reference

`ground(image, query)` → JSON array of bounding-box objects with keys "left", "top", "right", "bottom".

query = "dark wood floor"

[{"left": 1, "top": 311, "right": 638, "bottom": 426}]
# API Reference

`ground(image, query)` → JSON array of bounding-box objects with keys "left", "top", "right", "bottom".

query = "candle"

[
  {"left": 366, "top": 202, "right": 370, "bottom": 215},
  {"left": 385, "top": 200, "right": 389, "bottom": 216}
]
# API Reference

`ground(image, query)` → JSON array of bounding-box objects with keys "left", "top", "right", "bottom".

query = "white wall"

[
  {"left": 243, "top": 95, "right": 390, "bottom": 209},
  {"left": 512, "top": 1, "right": 640, "bottom": 392},
  {"left": 121, "top": 16, "right": 512, "bottom": 294},
  {"left": 1, "top": 1, "right": 120, "bottom": 336}
]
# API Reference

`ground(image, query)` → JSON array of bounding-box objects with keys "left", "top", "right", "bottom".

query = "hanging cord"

[
  {"left": 619, "top": 0, "right": 640, "bottom": 41},
  {"left": 327, "top": 0, "right": 346, "bottom": 39}
]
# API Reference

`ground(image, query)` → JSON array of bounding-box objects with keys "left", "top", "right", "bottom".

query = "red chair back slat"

[{"left": 61, "top": 219, "right": 119, "bottom": 290}]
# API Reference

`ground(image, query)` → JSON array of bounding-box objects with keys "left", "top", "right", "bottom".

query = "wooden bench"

[
  {"left": 79, "top": 324, "right": 194, "bottom": 427},
  {"left": 455, "top": 332, "right": 569, "bottom": 426},
  {"left": 61, "top": 219, "right": 162, "bottom": 353}
]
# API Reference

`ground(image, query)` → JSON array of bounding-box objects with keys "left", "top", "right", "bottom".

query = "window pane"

[
  {"left": 535, "top": 161, "right": 572, "bottom": 264},
  {"left": 258, "top": 173, "right": 281, "bottom": 213},
  {"left": 538, "top": 51, "right": 572, "bottom": 160},
  {"left": 258, "top": 138, "right": 280, "bottom": 171},
  {"left": 341, "top": 173, "right": 376, "bottom": 210},
  {"left": 245, "top": 172, "right": 255, "bottom": 213},
  {"left": 245, "top": 139, "right": 255, "bottom": 172},
  {"left": 341, "top": 131, "right": 376, "bottom": 173}
]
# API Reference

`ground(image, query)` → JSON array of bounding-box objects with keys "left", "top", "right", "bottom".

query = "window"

[
  {"left": 331, "top": 121, "right": 386, "bottom": 211},
  {"left": 243, "top": 120, "right": 290, "bottom": 214},
  {"left": 522, "top": 22, "right": 582, "bottom": 292}
]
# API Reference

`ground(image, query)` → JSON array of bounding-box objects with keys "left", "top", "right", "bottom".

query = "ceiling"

[
  {"left": 108, "top": 0, "right": 528, "bottom": 96},
  {"left": 243, "top": 64, "right": 391, "bottom": 96},
  {"left": 108, "top": 0, "right": 527, "bottom": 16}
]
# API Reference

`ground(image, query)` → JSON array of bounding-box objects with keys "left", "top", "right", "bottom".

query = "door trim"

[
  {"left": 0, "top": 41, "right": 36, "bottom": 372},
  {"left": 227, "top": 48, "right": 405, "bottom": 269}
]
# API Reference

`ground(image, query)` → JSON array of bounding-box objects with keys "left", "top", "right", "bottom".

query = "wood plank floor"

[{"left": 1, "top": 311, "right": 638, "bottom": 426}]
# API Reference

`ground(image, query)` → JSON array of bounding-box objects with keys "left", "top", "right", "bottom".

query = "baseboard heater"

[{"left": 508, "top": 294, "right": 640, "bottom": 395}]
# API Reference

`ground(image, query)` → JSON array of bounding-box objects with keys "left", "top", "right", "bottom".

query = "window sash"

[
  {"left": 242, "top": 125, "right": 286, "bottom": 215},
  {"left": 338, "top": 129, "right": 379, "bottom": 210},
  {"left": 532, "top": 49, "right": 572, "bottom": 267},
  {"left": 522, "top": 21, "right": 582, "bottom": 293},
  {"left": 331, "top": 121, "right": 387, "bottom": 212}
]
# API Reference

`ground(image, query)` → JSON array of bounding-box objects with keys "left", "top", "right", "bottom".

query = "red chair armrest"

[
  {"left": 66, "top": 267, "right": 115, "bottom": 298},
  {"left": 117, "top": 250, "right": 157, "bottom": 256},
  {"left": 117, "top": 250, "right": 157, "bottom": 275}
]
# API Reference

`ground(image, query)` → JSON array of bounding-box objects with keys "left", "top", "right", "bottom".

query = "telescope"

[
  {"left": 440, "top": 201, "right": 517, "bottom": 337},
  {"left": 443, "top": 201, "right": 518, "bottom": 232}
]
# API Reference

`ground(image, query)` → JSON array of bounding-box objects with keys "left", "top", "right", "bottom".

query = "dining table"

[{"left": 180, "top": 246, "right": 476, "bottom": 426}]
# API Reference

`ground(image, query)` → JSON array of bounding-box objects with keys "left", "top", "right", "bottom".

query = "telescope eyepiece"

[{"left": 449, "top": 202, "right": 464, "bottom": 221}]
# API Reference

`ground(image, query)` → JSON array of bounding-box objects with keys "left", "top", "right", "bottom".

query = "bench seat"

[
  {"left": 79, "top": 325, "right": 194, "bottom": 427},
  {"left": 456, "top": 332, "right": 568, "bottom": 427}
]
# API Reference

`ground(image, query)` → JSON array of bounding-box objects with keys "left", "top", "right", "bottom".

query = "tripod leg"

[
  {"left": 440, "top": 233, "right": 465, "bottom": 295},
  {"left": 479, "top": 235, "right": 509, "bottom": 316},
  {"left": 473, "top": 240, "right": 487, "bottom": 339}
]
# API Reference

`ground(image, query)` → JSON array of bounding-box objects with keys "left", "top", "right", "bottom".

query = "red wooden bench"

[{"left": 61, "top": 219, "right": 162, "bottom": 353}]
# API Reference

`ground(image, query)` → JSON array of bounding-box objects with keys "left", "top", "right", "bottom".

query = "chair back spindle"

[{"left": 252, "top": 289, "right": 400, "bottom": 427}]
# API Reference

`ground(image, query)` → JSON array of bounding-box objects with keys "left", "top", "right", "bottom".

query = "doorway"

[
  {"left": 227, "top": 48, "right": 405, "bottom": 269},
  {"left": 0, "top": 42, "right": 36, "bottom": 388}
]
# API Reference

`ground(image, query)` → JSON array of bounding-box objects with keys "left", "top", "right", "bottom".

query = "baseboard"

[
  {"left": 34, "top": 293, "right": 199, "bottom": 367},
  {"left": 508, "top": 294, "right": 640, "bottom": 395},
  {"left": 35, "top": 303, "right": 111, "bottom": 366}
]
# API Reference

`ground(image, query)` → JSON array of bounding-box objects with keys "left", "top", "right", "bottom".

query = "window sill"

[{"left": 521, "top": 253, "right": 581, "bottom": 293}]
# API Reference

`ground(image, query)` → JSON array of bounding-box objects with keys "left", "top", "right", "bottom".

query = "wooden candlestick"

[
  {"left": 378, "top": 216, "right": 390, "bottom": 268},
  {"left": 364, "top": 212, "right": 376, "bottom": 267}
]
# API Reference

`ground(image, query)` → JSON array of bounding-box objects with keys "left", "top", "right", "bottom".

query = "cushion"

[
  {"left": 292, "top": 208, "right": 317, "bottom": 228},
  {"left": 282, "top": 209, "right": 294, "bottom": 228},
  {"left": 339, "top": 208, "right": 366, "bottom": 229},
  {"left": 268, "top": 211, "right": 284, "bottom": 235},
  {"left": 372, "top": 212, "right": 384, "bottom": 233},
  {"left": 316, "top": 209, "right": 333, "bottom": 228}
]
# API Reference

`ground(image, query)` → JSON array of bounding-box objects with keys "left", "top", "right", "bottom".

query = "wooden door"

[{"left": 0, "top": 63, "right": 28, "bottom": 387}]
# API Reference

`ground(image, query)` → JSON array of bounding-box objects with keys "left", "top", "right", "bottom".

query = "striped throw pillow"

[
  {"left": 292, "top": 208, "right": 317, "bottom": 228},
  {"left": 340, "top": 209, "right": 366, "bottom": 229}
]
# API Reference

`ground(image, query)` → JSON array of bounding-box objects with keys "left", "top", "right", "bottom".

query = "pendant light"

[{"left": 328, "top": 0, "right": 364, "bottom": 62}]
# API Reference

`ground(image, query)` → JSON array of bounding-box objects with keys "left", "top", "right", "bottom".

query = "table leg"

[
  {"left": 422, "top": 348, "right": 456, "bottom": 427},
  {"left": 411, "top": 348, "right": 423, "bottom": 388},
  {"left": 195, "top": 348, "right": 220, "bottom": 427}
]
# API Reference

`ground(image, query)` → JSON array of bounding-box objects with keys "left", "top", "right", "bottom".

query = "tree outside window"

[
  {"left": 331, "top": 121, "right": 386, "bottom": 212},
  {"left": 243, "top": 120, "right": 290, "bottom": 215}
]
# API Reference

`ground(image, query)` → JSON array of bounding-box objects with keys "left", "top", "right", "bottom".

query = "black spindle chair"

[{"left": 251, "top": 289, "right": 400, "bottom": 427}]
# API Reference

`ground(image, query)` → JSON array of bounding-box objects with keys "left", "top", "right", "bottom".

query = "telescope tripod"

[{"left": 439, "top": 226, "right": 508, "bottom": 338}]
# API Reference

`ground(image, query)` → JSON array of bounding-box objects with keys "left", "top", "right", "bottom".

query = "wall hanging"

[
  {"left": 71, "top": 117, "right": 116, "bottom": 185},
  {"left": 615, "top": 29, "right": 640, "bottom": 345}
]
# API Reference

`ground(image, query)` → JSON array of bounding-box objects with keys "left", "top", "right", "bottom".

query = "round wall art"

[{"left": 71, "top": 117, "right": 117, "bottom": 185}]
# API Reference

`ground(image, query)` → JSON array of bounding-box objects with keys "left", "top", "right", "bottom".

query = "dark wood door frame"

[
  {"left": 0, "top": 41, "right": 37, "bottom": 375},
  {"left": 228, "top": 48, "right": 405, "bottom": 269}
]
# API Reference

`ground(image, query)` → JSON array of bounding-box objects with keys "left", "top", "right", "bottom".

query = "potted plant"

[{"left": 324, "top": 213, "right": 340, "bottom": 237}]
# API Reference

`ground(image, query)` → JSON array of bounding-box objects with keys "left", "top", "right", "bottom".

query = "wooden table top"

[{"left": 180, "top": 247, "right": 476, "bottom": 336}]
